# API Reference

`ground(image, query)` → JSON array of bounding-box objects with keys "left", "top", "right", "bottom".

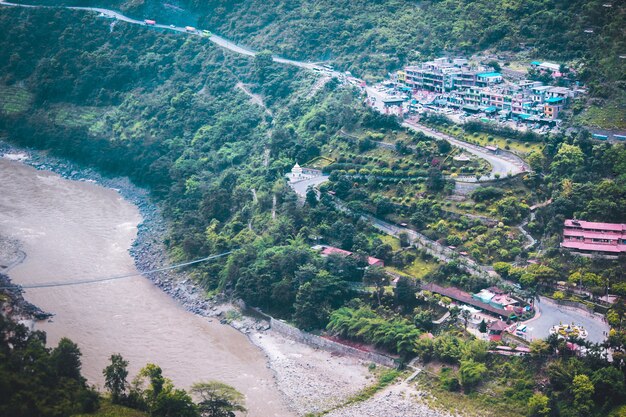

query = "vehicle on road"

[
  {"left": 185, "top": 26, "right": 196, "bottom": 32},
  {"left": 202, "top": 29, "right": 211, "bottom": 36},
  {"left": 144, "top": 19, "right": 156, "bottom": 26},
  {"left": 170, "top": 24, "right": 175, "bottom": 28}
]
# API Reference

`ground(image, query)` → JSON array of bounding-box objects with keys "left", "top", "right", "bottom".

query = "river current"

[{"left": 0, "top": 157, "right": 292, "bottom": 416}]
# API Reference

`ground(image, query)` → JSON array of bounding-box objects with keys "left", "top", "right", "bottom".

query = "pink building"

[{"left": 561, "top": 219, "right": 626, "bottom": 256}]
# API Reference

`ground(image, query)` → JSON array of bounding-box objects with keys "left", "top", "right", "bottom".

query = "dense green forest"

[{"left": 1, "top": 3, "right": 626, "bottom": 417}]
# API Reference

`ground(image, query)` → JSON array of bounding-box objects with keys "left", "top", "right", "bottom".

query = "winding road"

[
  {"left": 4, "top": 0, "right": 528, "bottom": 277},
  {"left": 364, "top": 85, "right": 529, "bottom": 181},
  {"left": 403, "top": 120, "right": 529, "bottom": 181},
  {"left": 2, "top": 1, "right": 531, "bottom": 184},
  {"left": 0, "top": 1, "right": 320, "bottom": 71}
]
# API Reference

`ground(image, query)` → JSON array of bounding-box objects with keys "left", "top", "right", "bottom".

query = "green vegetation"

[
  {"left": 1, "top": 2, "right": 626, "bottom": 417},
  {"left": 0, "top": 315, "right": 99, "bottom": 417},
  {"left": 342, "top": 368, "right": 402, "bottom": 405},
  {"left": 575, "top": 98, "right": 626, "bottom": 131},
  {"left": 73, "top": 400, "right": 149, "bottom": 417},
  {"left": 0, "top": 84, "right": 33, "bottom": 114}
]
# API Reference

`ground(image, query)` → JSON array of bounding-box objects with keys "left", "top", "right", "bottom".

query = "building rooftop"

[
  {"left": 477, "top": 72, "right": 502, "bottom": 78},
  {"left": 564, "top": 219, "right": 626, "bottom": 232},
  {"left": 318, "top": 245, "right": 384, "bottom": 266},
  {"left": 561, "top": 241, "right": 626, "bottom": 253},
  {"left": 421, "top": 283, "right": 514, "bottom": 318}
]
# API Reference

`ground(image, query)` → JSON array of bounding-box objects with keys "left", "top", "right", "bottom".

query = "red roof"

[
  {"left": 488, "top": 320, "right": 509, "bottom": 332},
  {"left": 561, "top": 241, "right": 626, "bottom": 253},
  {"left": 563, "top": 229, "right": 624, "bottom": 239},
  {"left": 565, "top": 219, "right": 626, "bottom": 232},
  {"left": 321, "top": 246, "right": 353, "bottom": 257},
  {"left": 319, "top": 246, "right": 384, "bottom": 267},
  {"left": 421, "top": 283, "right": 513, "bottom": 318}
]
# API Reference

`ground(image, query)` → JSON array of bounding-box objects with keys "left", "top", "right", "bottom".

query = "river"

[{"left": 0, "top": 157, "right": 292, "bottom": 417}]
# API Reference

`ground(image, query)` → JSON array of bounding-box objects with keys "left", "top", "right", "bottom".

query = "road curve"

[
  {"left": 403, "top": 120, "right": 529, "bottom": 181},
  {"left": 0, "top": 1, "right": 319, "bottom": 70},
  {"left": 363, "top": 85, "right": 530, "bottom": 182}
]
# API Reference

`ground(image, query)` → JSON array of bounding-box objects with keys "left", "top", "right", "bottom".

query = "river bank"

[
  {"left": 0, "top": 142, "right": 226, "bottom": 317},
  {"left": 0, "top": 142, "right": 459, "bottom": 416}
]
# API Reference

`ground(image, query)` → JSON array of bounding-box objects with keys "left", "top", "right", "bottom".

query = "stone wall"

[{"left": 270, "top": 318, "right": 398, "bottom": 368}]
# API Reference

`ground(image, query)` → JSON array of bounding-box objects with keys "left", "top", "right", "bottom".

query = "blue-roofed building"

[
  {"left": 476, "top": 72, "right": 503, "bottom": 86},
  {"left": 545, "top": 97, "right": 565, "bottom": 104}
]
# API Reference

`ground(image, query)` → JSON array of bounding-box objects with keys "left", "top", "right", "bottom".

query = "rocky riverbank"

[
  {"left": 0, "top": 142, "right": 227, "bottom": 318},
  {"left": 0, "top": 142, "right": 458, "bottom": 417}
]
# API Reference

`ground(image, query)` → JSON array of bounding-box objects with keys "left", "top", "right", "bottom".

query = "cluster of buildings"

[
  {"left": 421, "top": 282, "right": 530, "bottom": 321},
  {"left": 312, "top": 245, "right": 385, "bottom": 267},
  {"left": 561, "top": 219, "right": 626, "bottom": 258},
  {"left": 421, "top": 282, "right": 533, "bottom": 342},
  {"left": 393, "top": 57, "right": 580, "bottom": 122}
]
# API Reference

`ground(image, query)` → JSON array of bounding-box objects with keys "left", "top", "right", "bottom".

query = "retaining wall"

[{"left": 270, "top": 318, "right": 397, "bottom": 368}]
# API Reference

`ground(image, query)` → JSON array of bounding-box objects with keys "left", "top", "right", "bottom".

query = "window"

[{"left": 592, "top": 238, "right": 611, "bottom": 243}]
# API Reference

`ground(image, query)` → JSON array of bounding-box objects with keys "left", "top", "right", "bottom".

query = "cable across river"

[{"left": 0, "top": 251, "right": 232, "bottom": 290}]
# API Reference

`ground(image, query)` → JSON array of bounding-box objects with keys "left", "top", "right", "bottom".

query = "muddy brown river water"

[{"left": 0, "top": 157, "right": 292, "bottom": 416}]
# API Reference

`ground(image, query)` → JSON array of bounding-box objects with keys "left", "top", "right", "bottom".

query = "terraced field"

[
  {"left": 0, "top": 84, "right": 32, "bottom": 115},
  {"left": 51, "top": 105, "right": 112, "bottom": 135}
]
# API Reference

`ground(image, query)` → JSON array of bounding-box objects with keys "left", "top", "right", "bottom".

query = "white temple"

[{"left": 291, "top": 162, "right": 303, "bottom": 178}]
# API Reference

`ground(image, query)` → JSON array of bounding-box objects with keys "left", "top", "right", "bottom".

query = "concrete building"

[{"left": 561, "top": 219, "right": 626, "bottom": 257}]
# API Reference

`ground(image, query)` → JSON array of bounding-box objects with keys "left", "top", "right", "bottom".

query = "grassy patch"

[
  {"left": 416, "top": 372, "right": 526, "bottom": 417},
  {"left": 574, "top": 99, "right": 626, "bottom": 130},
  {"left": 309, "top": 368, "right": 403, "bottom": 416},
  {"left": 0, "top": 84, "right": 33, "bottom": 114},
  {"left": 380, "top": 234, "right": 401, "bottom": 251},
  {"left": 306, "top": 155, "right": 335, "bottom": 169},
  {"left": 444, "top": 124, "right": 544, "bottom": 156},
  {"left": 50, "top": 105, "right": 113, "bottom": 135},
  {"left": 73, "top": 400, "right": 148, "bottom": 417},
  {"left": 388, "top": 252, "right": 439, "bottom": 280}
]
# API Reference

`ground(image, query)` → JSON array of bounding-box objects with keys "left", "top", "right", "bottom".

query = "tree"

[
  {"left": 527, "top": 393, "right": 551, "bottom": 417},
  {"left": 460, "top": 309, "right": 472, "bottom": 330},
  {"left": 398, "top": 231, "right": 411, "bottom": 248},
  {"left": 550, "top": 143, "right": 584, "bottom": 177},
  {"left": 478, "top": 319, "right": 487, "bottom": 333},
  {"left": 426, "top": 167, "right": 445, "bottom": 192},
  {"left": 293, "top": 271, "right": 349, "bottom": 330},
  {"left": 192, "top": 382, "right": 246, "bottom": 417},
  {"left": 363, "top": 266, "right": 389, "bottom": 306},
  {"left": 459, "top": 359, "right": 487, "bottom": 391},
  {"left": 253, "top": 50, "right": 273, "bottom": 83},
  {"left": 305, "top": 186, "right": 318, "bottom": 207},
  {"left": 133, "top": 364, "right": 198, "bottom": 417},
  {"left": 51, "top": 337, "right": 83, "bottom": 380},
  {"left": 571, "top": 374, "right": 595, "bottom": 417},
  {"left": 395, "top": 277, "right": 417, "bottom": 311},
  {"left": 413, "top": 307, "right": 434, "bottom": 331},
  {"left": 529, "top": 339, "right": 551, "bottom": 357},
  {"left": 591, "top": 367, "right": 625, "bottom": 407},
  {"left": 104, "top": 354, "right": 129, "bottom": 404}
]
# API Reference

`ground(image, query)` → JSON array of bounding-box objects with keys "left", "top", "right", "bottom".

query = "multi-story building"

[
  {"left": 561, "top": 219, "right": 626, "bottom": 257},
  {"left": 402, "top": 58, "right": 499, "bottom": 93},
  {"left": 398, "top": 58, "right": 575, "bottom": 122}
]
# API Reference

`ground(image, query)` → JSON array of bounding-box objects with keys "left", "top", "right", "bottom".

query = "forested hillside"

[
  {"left": 21, "top": 0, "right": 625, "bottom": 127},
  {"left": 2, "top": 3, "right": 626, "bottom": 417}
]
